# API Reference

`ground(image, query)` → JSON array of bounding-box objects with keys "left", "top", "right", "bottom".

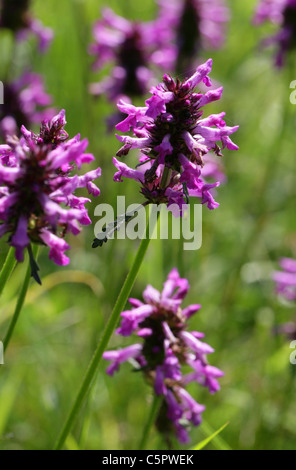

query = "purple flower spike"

[
  {"left": 158, "top": 0, "right": 230, "bottom": 73},
  {"left": 254, "top": 0, "right": 296, "bottom": 66},
  {"left": 0, "top": 110, "right": 101, "bottom": 271},
  {"left": 103, "top": 268, "right": 223, "bottom": 444},
  {"left": 114, "top": 59, "right": 238, "bottom": 215},
  {"left": 88, "top": 7, "right": 176, "bottom": 119},
  {"left": 0, "top": 72, "right": 56, "bottom": 141},
  {"left": 0, "top": 0, "right": 53, "bottom": 52},
  {"left": 273, "top": 257, "right": 296, "bottom": 301}
]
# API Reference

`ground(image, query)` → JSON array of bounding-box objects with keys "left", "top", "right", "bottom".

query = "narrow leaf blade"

[{"left": 192, "top": 422, "right": 230, "bottom": 451}]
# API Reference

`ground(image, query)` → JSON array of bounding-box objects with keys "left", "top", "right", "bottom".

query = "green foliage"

[
  {"left": 192, "top": 422, "right": 230, "bottom": 450},
  {"left": 0, "top": 0, "right": 296, "bottom": 450}
]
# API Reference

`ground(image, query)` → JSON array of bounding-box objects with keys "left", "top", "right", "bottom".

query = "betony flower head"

[
  {"left": 254, "top": 0, "right": 296, "bottom": 66},
  {"left": 114, "top": 59, "right": 238, "bottom": 215},
  {"left": 0, "top": 0, "right": 53, "bottom": 52},
  {"left": 158, "top": 0, "right": 230, "bottom": 73},
  {"left": 103, "top": 268, "right": 223, "bottom": 444},
  {"left": 0, "top": 110, "right": 101, "bottom": 269},
  {"left": 0, "top": 72, "right": 55, "bottom": 141},
  {"left": 273, "top": 257, "right": 296, "bottom": 301},
  {"left": 88, "top": 7, "right": 176, "bottom": 104}
]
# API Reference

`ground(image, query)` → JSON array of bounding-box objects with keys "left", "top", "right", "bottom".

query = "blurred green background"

[{"left": 0, "top": 0, "right": 296, "bottom": 450}]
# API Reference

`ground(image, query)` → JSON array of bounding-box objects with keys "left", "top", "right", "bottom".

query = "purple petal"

[{"left": 11, "top": 215, "right": 29, "bottom": 262}]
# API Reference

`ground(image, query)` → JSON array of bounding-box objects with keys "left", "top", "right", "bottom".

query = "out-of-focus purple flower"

[
  {"left": 0, "top": 72, "right": 56, "bottom": 141},
  {"left": 273, "top": 321, "right": 296, "bottom": 340},
  {"left": 0, "top": 110, "right": 101, "bottom": 269},
  {"left": 202, "top": 153, "right": 227, "bottom": 184},
  {"left": 103, "top": 268, "right": 223, "bottom": 444},
  {"left": 114, "top": 59, "right": 238, "bottom": 215},
  {"left": 88, "top": 7, "right": 176, "bottom": 105},
  {"left": 273, "top": 257, "right": 296, "bottom": 301},
  {"left": 254, "top": 0, "right": 296, "bottom": 66},
  {"left": 158, "top": 0, "right": 230, "bottom": 73},
  {"left": 0, "top": 0, "right": 53, "bottom": 52}
]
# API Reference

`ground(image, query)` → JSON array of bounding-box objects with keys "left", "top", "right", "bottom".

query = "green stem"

[
  {"left": 3, "top": 245, "right": 39, "bottom": 350},
  {"left": 54, "top": 211, "right": 158, "bottom": 450},
  {"left": 0, "top": 248, "right": 17, "bottom": 298},
  {"left": 139, "top": 395, "right": 162, "bottom": 451},
  {"left": 160, "top": 167, "right": 172, "bottom": 190}
]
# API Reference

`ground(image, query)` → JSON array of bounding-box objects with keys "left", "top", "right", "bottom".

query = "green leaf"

[
  {"left": 65, "top": 434, "right": 80, "bottom": 451},
  {"left": 192, "top": 422, "right": 230, "bottom": 451},
  {"left": 0, "top": 371, "right": 23, "bottom": 437}
]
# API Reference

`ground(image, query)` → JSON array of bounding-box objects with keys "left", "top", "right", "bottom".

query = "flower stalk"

[
  {"left": 139, "top": 395, "right": 162, "bottom": 450},
  {"left": 54, "top": 209, "right": 158, "bottom": 450},
  {"left": 0, "top": 247, "right": 16, "bottom": 297},
  {"left": 3, "top": 244, "right": 39, "bottom": 350}
]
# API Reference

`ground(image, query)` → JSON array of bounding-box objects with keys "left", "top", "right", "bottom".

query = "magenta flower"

[
  {"left": 114, "top": 59, "right": 238, "bottom": 215},
  {"left": 88, "top": 7, "right": 176, "bottom": 103},
  {"left": 273, "top": 257, "right": 296, "bottom": 301},
  {"left": 103, "top": 268, "right": 223, "bottom": 444},
  {"left": 0, "top": 72, "right": 55, "bottom": 141},
  {"left": 273, "top": 321, "right": 296, "bottom": 340},
  {"left": 0, "top": 110, "right": 101, "bottom": 274},
  {"left": 0, "top": 0, "right": 53, "bottom": 52},
  {"left": 158, "top": 0, "right": 230, "bottom": 72},
  {"left": 254, "top": 0, "right": 296, "bottom": 66},
  {"left": 202, "top": 154, "right": 227, "bottom": 184}
]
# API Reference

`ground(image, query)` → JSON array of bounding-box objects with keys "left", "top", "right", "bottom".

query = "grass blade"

[{"left": 192, "top": 422, "right": 230, "bottom": 451}]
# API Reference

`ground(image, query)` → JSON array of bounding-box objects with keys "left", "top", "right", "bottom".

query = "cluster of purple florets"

[
  {"left": 273, "top": 257, "right": 296, "bottom": 301},
  {"left": 0, "top": 110, "right": 101, "bottom": 266},
  {"left": 0, "top": 72, "right": 55, "bottom": 141},
  {"left": 103, "top": 268, "right": 223, "bottom": 444},
  {"left": 254, "top": 0, "right": 296, "bottom": 66},
  {"left": 0, "top": 0, "right": 53, "bottom": 52},
  {"left": 113, "top": 59, "right": 238, "bottom": 214}
]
